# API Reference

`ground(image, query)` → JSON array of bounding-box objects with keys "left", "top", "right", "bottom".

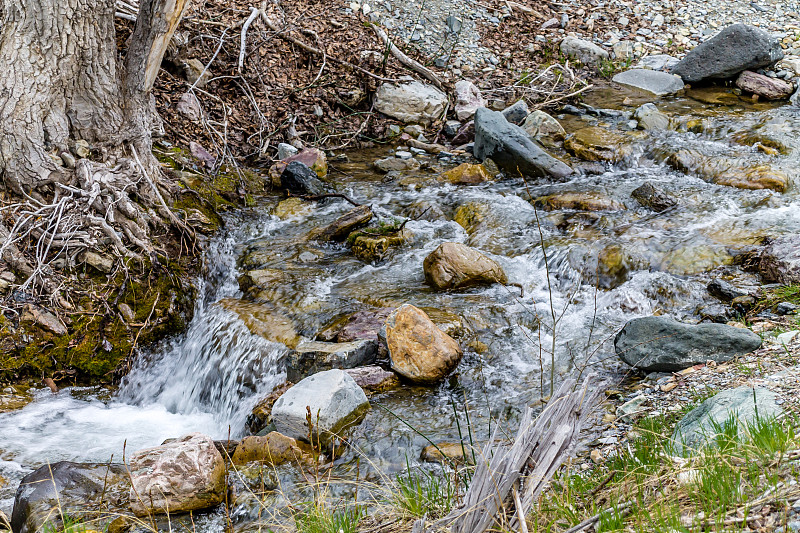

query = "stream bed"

[{"left": 1, "top": 86, "right": 799, "bottom": 528}]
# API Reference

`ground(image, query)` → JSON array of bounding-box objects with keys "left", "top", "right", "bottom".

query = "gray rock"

[
  {"left": 454, "top": 79, "right": 486, "bottom": 121},
  {"left": 281, "top": 161, "right": 326, "bottom": 196},
  {"left": 671, "top": 24, "right": 784, "bottom": 83},
  {"left": 474, "top": 108, "right": 573, "bottom": 179},
  {"left": 176, "top": 92, "right": 202, "bottom": 122},
  {"left": 760, "top": 235, "right": 800, "bottom": 284},
  {"left": 11, "top": 462, "right": 130, "bottom": 533},
  {"left": 707, "top": 279, "right": 749, "bottom": 302},
  {"left": 444, "top": 120, "right": 462, "bottom": 137},
  {"left": 791, "top": 85, "right": 800, "bottom": 106},
  {"left": 271, "top": 369, "right": 369, "bottom": 447},
  {"left": 636, "top": 54, "right": 680, "bottom": 71},
  {"left": 671, "top": 386, "right": 783, "bottom": 455},
  {"left": 521, "top": 110, "right": 566, "bottom": 143},
  {"left": 631, "top": 181, "right": 678, "bottom": 212},
  {"left": 777, "top": 302, "right": 799, "bottom": 315},
  {"left": 697, "top": 304, "right": 731, "bottom": 324},
  {"left": 612, "top": 69, "right": 685, "bottom": 96},
  {"left": 560, "top": 36, "right": 609, "bottom": 65},
  {"left": 285, "top": 339, "right": 378, "bottom": 382},
  {"left": 501, "top": 100, "right": 529, "bottom": 125},
  {"left": 277, "top": 143, "right": 299, "bottom": 160},
  {"left": 374, "top": 156, "right": 421, "bottom": 173},
  {"left": 633, "top": 103, "right": 670, "bottom": 130},
  {"left": 375, "top": 78, "right": 448, "bottom": 125},
  {"left": 615, "top": 316, "right": 762, "bottom": 372}
]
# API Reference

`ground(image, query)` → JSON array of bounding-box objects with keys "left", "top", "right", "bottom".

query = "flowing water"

[{"left": 1, "top": 87, "right": 799, "bottom": 526}]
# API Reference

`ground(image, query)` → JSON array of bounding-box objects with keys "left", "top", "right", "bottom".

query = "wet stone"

[
  {"left": 631, "top": 181, "right": 677, "bottom": 212},
  {"left": 707, "top": 279, "right": 749, "bottom": 303}
]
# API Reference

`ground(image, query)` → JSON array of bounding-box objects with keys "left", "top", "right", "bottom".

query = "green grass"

[
  {"left": 294, "top": 502, "right": 365, "bottom": 533},
  {"left": 43, "top": 515, "right": 97, "bottom": 533},
  {"left": 753, "top": 283, "right": 800, "bottom": 316},
  {"left": 392, "top": 467, "right": 455, "bottom": 519}
]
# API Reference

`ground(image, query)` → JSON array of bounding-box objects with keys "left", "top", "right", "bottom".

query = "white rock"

[
  {"left": 777, "top": 330, "right": 800, "bottom": 345},
  {"left": 375, "top": 78, "right": 447, "bottom": 125},
  {"left": 560, "top": 36, "right": 610, "bottom": 65},
  {"left": 454, "top": 79, "right": 486, "bottom": 121},
  {"left": 277, "top": 143, "right": 299, "bottom": 160},
  {"left": 271, "top": 369, "right": 370, "bottom": 446}
]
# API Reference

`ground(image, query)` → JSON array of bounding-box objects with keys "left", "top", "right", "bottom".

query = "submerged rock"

[
  {"left": 534, "top": 191, "right": 625, "bottom": 212},
  {"left": 375, "top": 78, "right": 448, "bottom": 125},
  {"left": 735, "top": 70, "right": 795, "bottom": 100},
  {"left": 285, "top": 339, "right": 377, "bottom": 382},
  {"left": 272, "top": 197, "right": 313, "bottom": 219},
  {"left": 473, "top": 108, "right": 573, "bottom": 179},
  {"left": 560, "top": 36, "right": 609, "bottom": 65},
  {"left": 11, "top": 462, "right": 130, "bottom": 533},
  {"left": 631, "top": 181, "right": 677, "bottom": 212},
  {"left": 423, "top": 242, "right": 508, "bottom": 290},
  {"left": 759, "top": 235, "right": 800, "bottom": 284},
  {"left": 380, "top": 304, "right": 463, "bottom": 384},
  {"left": 667, "top": 149, "right": 789, "bottom": 192},
  {"left": 439, "top": 162, "right": 494, "bottom": 185},
  {"left": 612, "top": 69, "right": 684, "bottom": 96},
  {"left": 271, "top": 369, "right": 369, "bottom": 447},
  {"left": 232, "top": 432, "right": 315, "bottom": 466},
  {"left": 350, "top": 229, "right": 411, "bottom": 263},
  {"left": 615, "top": 316, "right": 762, "bottom": 372},
  {"left": 129, "top": 433, "right": 226, "bottom": 516},
  {"left": 564, "top": 127, "right": 632, "bottom": 163},
  {"left": 421, "top": 442, "right": 475, "bottom": 464},
  {"left": 454, "top": 80, "right": 486, "bottom": 121},
  {"left": 671, "top": 24, "right": 784, "bottom": 83},
  {"left": 672, "top": 386, "right": 782, "bottom": 455}
]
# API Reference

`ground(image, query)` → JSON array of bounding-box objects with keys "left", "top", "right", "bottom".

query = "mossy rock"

[
  {"left": 453, "top": 202, "right": 490, "bottom": 234},
  {"left": 564, "top": 127, "right": 633, "bottom": 163},
  {"left": 350, "top": 228, "right": 411, "bottom": 262},
  {"left": 272, "top": 197, "right": 313, "bottom": 219}
]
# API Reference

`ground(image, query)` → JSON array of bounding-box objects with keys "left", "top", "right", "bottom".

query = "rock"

[
  {"left": 560, "top": 36, "right": 609, "bottom": 65},
  {"left": 344, "top": 366, "right": 400, "bottom": 393},
  {"left": 10, "top": 462, "right": 130, "bottom": 533},
  {"left": 375, "top": 78, "right": 448, "bottom": 125},
  {"left": 231, "top": 432, "right": 315, "bottom": 466},
  {"left": 280, "top": 161, "right": 326, "bottom": 196},
  {"left": 534, "top": 191, "right": 625, "bottom": 212},
  {"left": 776, "top": 302, "right": 799, "bottom": 316},
  {"left": 439, "top": 163, "right": 493, "bottom": 185},
  {"left": 309, "top": 205, "right": 373, "bottom": 242},
  {"left": 777, "top": 331, "right": 800, "bottom": 345},
  {"left": 615, "top": 316, "right": 762, "bottom": 372},
  {"left": 631, "top": 182, "right": 677, "bottom": 212},
  {"left": 636, "top": 54, "right": 680, "bottom": 71},
  {"left": 473, "top": 108, "right": 572, "bottom": 179},
  {"left": 521, "top": 111, "right": 566, "bottom": 144},
  {"left": 612, "top": 41, "right": 636, "bottom": 60},
  {"left": 501, "top": 100, "right": 529, "bottom": 125},
  {"left": 660, "top": 245, "right": 732, "bottom": 276},
  {"left": 380, "top": 304, "right": 463, "bottom": 384},
  {"left": 633, "top": 103, "right": 670, "bottom": 130},
  {"left": 270, "top": 148, "right": 328, "bottom": 186},
  {"left": 272, "top": 369, "right": 369, "bottom": 447},
  {"left": 323, "top": 308, "right": 396, "bottom": 344},
  {"left": 423, "top": 242, "right": 508, "bottom": 290},
  {"left": 707, "top": 279, "right": 749, "bottom": 303},
  {"left": 246, "top": 383, "right": 291, "bottom": 434},
  {"left": 285, "top": 339, "right": 377, "bottom": 382},
  {"left": 374, "top": 156, "right": 421, "bottom": 173},
  {"left": 350, "top": 229, "right": 411, "bottom": 262},
  {"left": 697, "top": 304, "right": 731, "bottom": 324},
  {"left": 671, "top": 24, "right": 784, "bottom": 83},
  {"left": 612, "top": 69, "right": 685, "bottom": 96},
  {"left": 454, "top": 80, "right": 487, "bottom": 121},
  {"left": 219, "top": 299, "right": 301, "bottom": 348},
  {"left": 792, "top": 85, "right": 800, "bottom": 106},
  {"left": 277, "top": 143, "right": 299, "bottom": 160},
  {"left": 564, "top": 126, "right": 632, "bottom": 163},
  {"left": 760, "top": 235, "right": 800, "bottom": 284},
  {"left": 667, "top": 149, "right": 789, "bottom": 193},
  {"left": 405, "top": 125, "right": 425, "bottom": 137},
  {"left": 735, "top": 70, "right": 795, "bottom": 100},
  {"left": 672, "top": 386, "right": 782, "bottom": 455},
  {"left": 176, "top": 92, "right": 202, "bottom": 121},
  {"left": 20, "top": 304, "right": 67, "bottom": 336},
  {"left": 594, "top": 244, "right": 646, "bottom": 289},
  {"left": 182, "top": 58, "right": 210, "bottom": 88},
  {"left": 272, "top": 197, "right": 313, "bottom": 219},
  {"left": 79, "top": 250, "right": 115, "bottom": 273},
  {"left": 129, "top": 433, "right": 226, "bottom": 516},
  {"left": 421, "top": 442, "right": 474, "bottom": 464},
  {"left": 444, "top": 120, "right": 462, "bottom": 137},
  {"left": 616, "top": 395, "right": 647, "bottom": 422}
]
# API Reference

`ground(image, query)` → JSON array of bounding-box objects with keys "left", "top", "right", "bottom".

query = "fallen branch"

[
  {"left": 369, "top": 24, "right": 444, "bottom": 89},
  {"left": 286, "top": 192, "right": 362, "bottom": 207},
  {"left": 238, "top": 7, "right": 261, "bottom": 73}
]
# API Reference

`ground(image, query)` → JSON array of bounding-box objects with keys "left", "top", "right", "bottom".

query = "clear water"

[{"left": 0, "top": 88, "right": 798, "bottom": 523}]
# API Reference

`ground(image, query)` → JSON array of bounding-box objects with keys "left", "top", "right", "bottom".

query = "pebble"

[{"left": 395, "top": 150, "right": 413, "bottom": 159}]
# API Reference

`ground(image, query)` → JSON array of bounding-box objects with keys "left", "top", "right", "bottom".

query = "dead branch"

[
  {"left": 369, "top": 24, "right": 445, "bottom": 89},
  {"left": 286, "top": 192, "right": 362, "bottom": 207}
]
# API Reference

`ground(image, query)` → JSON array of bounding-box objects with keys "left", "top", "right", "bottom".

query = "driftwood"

[
  {"left": 413, "top": 376, "right": 599, "bottom": 533},
  {"left": 369, "top": 24, "right": 444, "bottom": 89}
]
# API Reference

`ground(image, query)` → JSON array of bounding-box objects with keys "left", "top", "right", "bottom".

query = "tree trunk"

[{"left": 0, "top": 0, "right": 190, "bottom": 291}]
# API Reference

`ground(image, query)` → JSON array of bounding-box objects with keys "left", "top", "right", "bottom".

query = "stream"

[{"left": 1, "top": 86, "right": 799, "bottom": 528}]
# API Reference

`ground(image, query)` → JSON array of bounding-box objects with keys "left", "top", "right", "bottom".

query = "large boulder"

[
  {"left": 11, "top": 462, "right": 130, "bottom": 533},
  {"left": 454, "top": 80, "right": 486, "bottom": 121},
  {"left": 671, "top": 386, "right": 782, "bottom": 455},
  {"left": 615, "top": 316, "right": 762, "bottom": 372},
  {"left": 735, "top": 70, "right": 795, "bottom": 100},
  {"left": 612, "top": 69, "right": 685, "bottom": 96},
  {"left": 473, "top": 108, "right": 572, "bottom": 179},
  {"left": 423, "top": 242, "right": 508, "bottom": 290},
  {"left": 285, "top": 339, "right": 377, "bottom": 382},
  {"left": 759, "top": 235, "right": 800, "bottom": 284},
  {"left": 128, "top": 433, "right": 226, "bottom": 516},
  {"left": 380, "top": 304, "right": 463, "bottom": 383},
  {"left": 560, "top": 36, "right": 609, "bottom": 65},
  {"left": 271, "top": 369, "right": 369, "bottom": 447},
  {"left": 375, "top": 78, "right": 448, "bottom": 125},
  {"left": 671, "top": 24, "right": 784, "bottom": 83}
]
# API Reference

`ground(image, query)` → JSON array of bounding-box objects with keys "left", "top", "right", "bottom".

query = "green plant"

[
  {"left": 43, "top": 514, "right": 97, "bottom": 533},
  {"left": 393, "top": 466, "right": 455, "bottom": 518},
  {"left": 294, "top": 502, "right": 365, "bottom": 533}
]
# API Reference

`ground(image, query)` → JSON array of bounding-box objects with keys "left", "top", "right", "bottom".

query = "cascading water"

[{"left": 0, "top": 89, "right": 798, "bottom": 525}]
